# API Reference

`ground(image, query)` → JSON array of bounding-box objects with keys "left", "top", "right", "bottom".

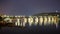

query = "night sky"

[
  {"left": 0, "top": 0, "right": 60, "bottom": 16},
  {"left": 0, "top": 0, "right": 60, "bottom": 34}
]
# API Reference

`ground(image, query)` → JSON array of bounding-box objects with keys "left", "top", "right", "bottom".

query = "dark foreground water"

[{"left": 0, "top": 23, "right": 60, "bottom": 34}]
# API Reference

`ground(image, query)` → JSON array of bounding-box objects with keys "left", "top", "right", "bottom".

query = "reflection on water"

[
  {"left": 0, "top": 14, "right": 60, "bottom": 33},
  {"left": 0, "top": 22, "right": 60, "bottom": 34}
]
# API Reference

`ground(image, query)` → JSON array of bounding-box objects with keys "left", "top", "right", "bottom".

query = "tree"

[
  {"left": 0, "top": 16, "right": 3, "bottom": 29},
  {"left": 0, "top": 16, "right": 3, "bottom": 21}
]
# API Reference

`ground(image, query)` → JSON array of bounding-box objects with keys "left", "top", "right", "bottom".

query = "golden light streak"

[
  {"left": 22, "top": 17, "right": 27, "bottom": 27},
  {"left": 39, "top": 16, "right": 43, "bottom": 25},
  {"left": 53, "top": 16, "right": 59, "bottom": 28},
  {"left": 44, "top": 16, "right": 48, "bottom": 25},
  {"left": 28, "top": 16, "right": 34, "bottom": 26},
  {"left": 15, "top": 18, "right": 20, "bottom": 26},
  {"left": 48, "top": 16, "right": 51, "bottom": 24},
  {"left": 34, "top": 16, "right": 38, "bottom": 25}
]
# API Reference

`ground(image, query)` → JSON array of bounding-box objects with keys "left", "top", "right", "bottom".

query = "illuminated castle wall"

[{"left": 0, "top": 12, "right": 60, "bottom": 28}]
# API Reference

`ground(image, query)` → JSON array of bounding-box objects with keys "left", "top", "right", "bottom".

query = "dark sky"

[{"left": 0, "top": 0, "right": 60, "bottom": 16}]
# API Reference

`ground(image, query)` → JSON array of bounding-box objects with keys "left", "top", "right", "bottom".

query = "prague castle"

[{"left": 0, "top": 12, "right": 60, "bottom": 28}]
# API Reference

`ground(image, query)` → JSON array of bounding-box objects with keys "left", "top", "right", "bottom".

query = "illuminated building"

[
  {"left": 0, "top": 12, "right": 60, "bottom": 28},
  {"left": 33, "top": 12, "right": 60, "bottom": 27}
]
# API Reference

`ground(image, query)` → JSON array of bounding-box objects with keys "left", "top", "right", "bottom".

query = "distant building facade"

[{"left": 0, "top": 12, "right": 60, "bottom": 28}]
